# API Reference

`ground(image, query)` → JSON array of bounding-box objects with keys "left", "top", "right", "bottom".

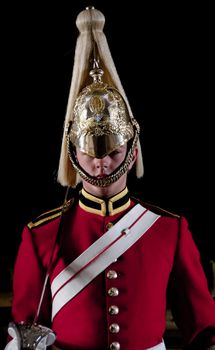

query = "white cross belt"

[{"left": 51, "top": 204, "right": 160, "bottom": 320}]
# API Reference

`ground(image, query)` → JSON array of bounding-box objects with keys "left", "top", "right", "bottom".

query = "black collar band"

[{"left": 79, "top": 187, "right": 130, "bottom": 216}]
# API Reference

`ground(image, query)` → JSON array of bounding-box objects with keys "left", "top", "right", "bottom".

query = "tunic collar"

[{"left": 79, "top": 187, "right": 130, "bottom": 216}]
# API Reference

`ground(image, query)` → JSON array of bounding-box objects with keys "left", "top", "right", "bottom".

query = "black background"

[{"left": 1, "top": 1, "right": 214, "bottom": 291}]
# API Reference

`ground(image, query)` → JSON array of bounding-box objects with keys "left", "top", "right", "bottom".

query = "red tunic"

[{"left": 11, "top": 188, "right": 215, "bottom": 349}]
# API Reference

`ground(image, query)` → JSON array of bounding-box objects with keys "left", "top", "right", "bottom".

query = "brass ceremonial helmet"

[
  {"left": 68, "top": 61, "right": 136, "bottom": 158},
  {"left": 57, "top": 6, "right": 144, "bottom": 188},
  {"left": 66, "top": 60, "right": 140, "bottom": 187}
]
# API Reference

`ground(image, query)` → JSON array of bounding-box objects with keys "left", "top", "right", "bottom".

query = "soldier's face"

[
  {"left": 76, "top": 145, "right": 127, "bottom": 178},
  {"left": 75, "top": 144, "right": 137, "bottom": 197}
]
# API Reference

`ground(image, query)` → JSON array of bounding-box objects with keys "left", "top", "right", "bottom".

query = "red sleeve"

[
  {"left": 11, "top": 226, "right": 51, "bottom": 325},
  {"left": 168, "top": 216, "right": 215, "bottom": 349}
]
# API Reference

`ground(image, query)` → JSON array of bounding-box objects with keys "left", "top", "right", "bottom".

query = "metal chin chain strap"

[{"left": 5, "top": 188, "right": 71, "bottom": 350}]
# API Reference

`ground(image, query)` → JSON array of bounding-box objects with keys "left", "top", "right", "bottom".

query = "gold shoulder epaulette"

[{"left": 27, "top": 198, "right": 74, "bottom": 229}]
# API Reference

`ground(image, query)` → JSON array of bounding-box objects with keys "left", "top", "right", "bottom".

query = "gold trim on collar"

[
  {"left": 79, "top": 187, "right": 130, "bottom": 216},
  {"left": 80, "top": 189, "right": 106, "bottom": 216},
  {"left": 108, "top": 187, "right": 129, "bottom": 215}
]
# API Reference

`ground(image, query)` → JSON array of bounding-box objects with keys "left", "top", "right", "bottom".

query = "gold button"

[
  {"left": 109, "top": 305, "right": 119, "bottom": 315},
  {"left": 108, "top": 287, "right": 119, "bottom": 297},
  {"left": 107, "top": 270, "right": 118, "bottom": 279},
  {"left": 109, "top": 323, "right": 120, "bottom": 333},
  {"left": 110, "top": 342, "right": 120, "bottom": 350},
  {"left": 106, "top": 222, "right": 113, "bottom": 230}
]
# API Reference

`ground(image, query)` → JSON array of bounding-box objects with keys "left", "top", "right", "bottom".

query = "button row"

[{"left": 107, "top": 266, "right": 120, "bottom": 349}]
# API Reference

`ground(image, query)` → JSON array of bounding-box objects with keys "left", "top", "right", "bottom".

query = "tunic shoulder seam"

[{"left": 131, "top": 197, "right": 180, "bottom": 218}]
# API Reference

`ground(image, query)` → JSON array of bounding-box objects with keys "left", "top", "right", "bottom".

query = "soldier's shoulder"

[
  {"left": 132, "top": 196, "right": 180, "bottom": 218},
  {"left": 27, "top": 198, "right": 74, "bottom": 229}
]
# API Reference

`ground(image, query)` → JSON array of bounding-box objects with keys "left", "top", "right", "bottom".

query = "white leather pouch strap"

[
  {"left": 147, "top": 339, "right": 166, "bottom": 349},
  {"left": 49, "top": 340, "right": 166, "bottom": 350},
  {"left": 51, "top": 204, "right": 160, "bottom": 319}
]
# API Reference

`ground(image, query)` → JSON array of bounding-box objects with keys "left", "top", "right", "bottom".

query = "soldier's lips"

[{"left": 96, "top": 174, "right": 108, "bottom": 178}]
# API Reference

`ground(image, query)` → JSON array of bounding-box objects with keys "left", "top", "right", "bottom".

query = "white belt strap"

[
  {"left": 147, "top": 340, "right": 166, "bottom": 349},
  {"left": 36, "top": 340, "right": 166, "bottom": 350},
  {"left": 7, "top": 340, "right": 165, "bottom": 350},
  {"left": 51, "top": 204, "right": 160, "bottom": 319}
]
